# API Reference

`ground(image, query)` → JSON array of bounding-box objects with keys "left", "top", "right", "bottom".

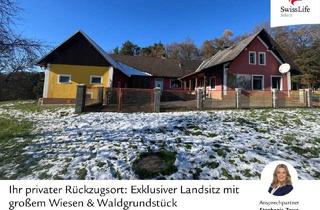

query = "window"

[
  {"left": 252, "top": 75, "right": 264, "bottom": 90},
  {"left": 58, "top": 75, "right": 71, "bottom": 83},
  {"left": 258, "top": 52, "right": 266, "bottom": 65},
  {"left": 155, "top": 79, "right": 163, "bottom": 89},
  {"left": 210, "top": 77, "right": 216, "bottom": 89},
  {"left": 249, "top": 51, "right": 256, "bottom": 65},
  {"left": 170, "top": 79, "right": 182, "bottom": 88},
  {"left": 236, "top": 74, "right": 252, "bottom": 90},
  {"left": 271, "top": 76, "right": 282, "bottom": 90},
  {"left": 90, "top": 75, "right": 103, "bottom": 84}
]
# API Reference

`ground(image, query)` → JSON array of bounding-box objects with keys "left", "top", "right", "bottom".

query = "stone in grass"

[{"left": 132, "top": 151, "right": 177, "bottom": 179}]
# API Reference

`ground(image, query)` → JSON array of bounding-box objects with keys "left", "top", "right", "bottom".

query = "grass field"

[
  {"left": 0, "top": 114, "right": 33, "bottom": 179},
  {"left": 0, "top": 101, "right": 319, "bottom": 180}
]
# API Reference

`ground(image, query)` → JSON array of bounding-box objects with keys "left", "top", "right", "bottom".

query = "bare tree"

[
  {"left": 166, "top": 39, "right": 200, "bottom": 61},
  {"left": 200, "top": 40, "right": 215, "bottom": 59},
  {"left": 211, "top": 29, "right": 235, "bottom": 51},
  {"left": 234, "top": 33, "right": 251, "bottom": 43},
  {"left": 178, "top": 39, "right": 199, "bottom": 61},
  {"left": 0, "top": 0, "right": 45, "bottom": 74},
  {"left": 166, "top": 43, "right": 180, "bottom": 59}
]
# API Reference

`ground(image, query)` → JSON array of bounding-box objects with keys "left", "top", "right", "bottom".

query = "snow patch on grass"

[{"left": 0, "top": 102, "right": 319, "bottom": 180}]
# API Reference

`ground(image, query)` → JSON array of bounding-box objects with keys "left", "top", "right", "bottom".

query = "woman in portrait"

[{"left": 268, "top": 164, "right": 293, "bottom": 196}]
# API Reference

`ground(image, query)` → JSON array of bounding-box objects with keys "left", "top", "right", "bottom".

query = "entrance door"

[
  {"left": 271, "top": 76, "right": 282, "bottom": 90},
  {"left": 154, "top": 78, "right": 164, "bottom": 90}
]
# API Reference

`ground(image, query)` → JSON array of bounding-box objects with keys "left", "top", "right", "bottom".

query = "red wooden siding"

[
  {"left": 112, "top": 73, "right": 183, "bottom": 90},
  {"left": 113, "top": 69, "right": 129, "bottom": 88},
  {"left": 228, "top": 37, "right": 287, "bottom": 90}
]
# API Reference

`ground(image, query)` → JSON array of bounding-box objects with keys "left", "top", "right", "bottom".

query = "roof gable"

[
  {"left": 196, "top": 30, "right": 261, "bottom": 72},
  {"left": 37, "top": 31, "right": 154, "bottom": 77},
  {"left": 37, "top": 31, "right": 112, "bottom": 67},
  {"left": 194, "top": 29, "right": 301, "bottom": 75}
]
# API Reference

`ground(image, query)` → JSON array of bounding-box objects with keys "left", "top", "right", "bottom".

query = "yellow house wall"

[{"left": 47, "top": 64, "right": 110, "bottom": 99}]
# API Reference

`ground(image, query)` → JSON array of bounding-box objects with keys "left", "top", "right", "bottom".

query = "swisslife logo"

[
  {"left": 271, "top": 0, "right": 320, "bottom": 27},
  {"left": 281, "top": 0, "right": 311, "bottom": 16}
]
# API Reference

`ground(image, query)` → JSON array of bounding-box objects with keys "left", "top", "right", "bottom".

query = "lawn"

[
  {"left": 0, "top": 101, "right": 319, "bottom": 180},
  {"left": 0, "top": 114, "right": 33, "bottom": 179}
]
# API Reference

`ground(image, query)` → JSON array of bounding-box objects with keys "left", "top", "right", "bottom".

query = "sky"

[{"left": 16, "top": 0, "right": 270, "bottom": 51}]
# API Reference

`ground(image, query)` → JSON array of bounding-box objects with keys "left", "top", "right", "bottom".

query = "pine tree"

[{"left": 119, "top": 41, "right": 140, "bottom": 56}]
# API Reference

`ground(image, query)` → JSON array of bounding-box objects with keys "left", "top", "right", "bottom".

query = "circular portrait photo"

[
  {"left": 268, "top": 164, "right": 293, "bottom": 196},
  {"left": 261, "top": 161, "right": 297, "bottom": 197}
]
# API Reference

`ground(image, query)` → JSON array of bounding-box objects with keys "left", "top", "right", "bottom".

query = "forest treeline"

[{"left": 0, "top": 72, "right": 43, "bottom": 101}]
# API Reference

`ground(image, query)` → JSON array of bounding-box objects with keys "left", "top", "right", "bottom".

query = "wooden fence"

[
  {"left": 203, "top": 89, "right": 311, "bottom": 109},
  {"left": 103, "top": 88, "right": 156, "bottom": 112},
  {"left": 74, "top": 85, "right": 318, "bottom": 113},
  {"left": 160, "top": 90, "right": 197, "bottom": 111},
  {"left": 312, "top": 91, "right": 320, "bottom": 107}
]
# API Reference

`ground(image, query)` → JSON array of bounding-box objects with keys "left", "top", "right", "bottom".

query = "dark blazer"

[{"left": 268, "top": 184, "right": 293, "bottom": 196}]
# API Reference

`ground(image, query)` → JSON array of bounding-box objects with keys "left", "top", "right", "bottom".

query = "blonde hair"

[{"left": 272, "top": 164, "right": 292, "bottom": 187}]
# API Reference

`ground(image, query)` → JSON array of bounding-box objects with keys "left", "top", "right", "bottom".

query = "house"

[
  {"left": 37, "top": 31, "right": 199, "bottom": 104},
  {"left": 180, "top": 29, "right": 301, "bottom": 99},
  {"left": 38, "top": 29, "right": 301, "bottom": 105}
]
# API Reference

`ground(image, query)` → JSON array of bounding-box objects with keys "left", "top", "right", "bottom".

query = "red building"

[
  {"left": 180, "top": 29, "right": 301, "bottom": 99},
  {"left": 110, "top": 54, "right": 201, "bottom": 90}
]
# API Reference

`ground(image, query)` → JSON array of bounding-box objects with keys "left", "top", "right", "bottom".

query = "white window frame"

[
  {"left": 90, "top": 75, "right": 103, "bottom": 84},
  {"left": 270, "top": 75, "right": 283, "bottom": 91},
  {"left": 170, "top": 79, "right": 182, "bottom": 89},
  {"left": 249, "top": 51, "right": 256, "bottom": 65},
  {"left": 58, "top": 74, "right": 71, "bottom": 84},
  {"left": 252, "top": 75, "right": 264, "bottom": 91},
  {"left": 258, "top": 52, "right": 266, "bottom": 66},
  {"left": 209, "top": 77, "right": 216, "bottom": 90}
]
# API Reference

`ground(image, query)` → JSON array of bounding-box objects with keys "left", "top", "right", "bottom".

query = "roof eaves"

[
  {"left": 196, "top": 51, "right": 221, "bottom": 72},
  {"left": 117, "top": 62, "right": 152, "bottom": 77}
]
